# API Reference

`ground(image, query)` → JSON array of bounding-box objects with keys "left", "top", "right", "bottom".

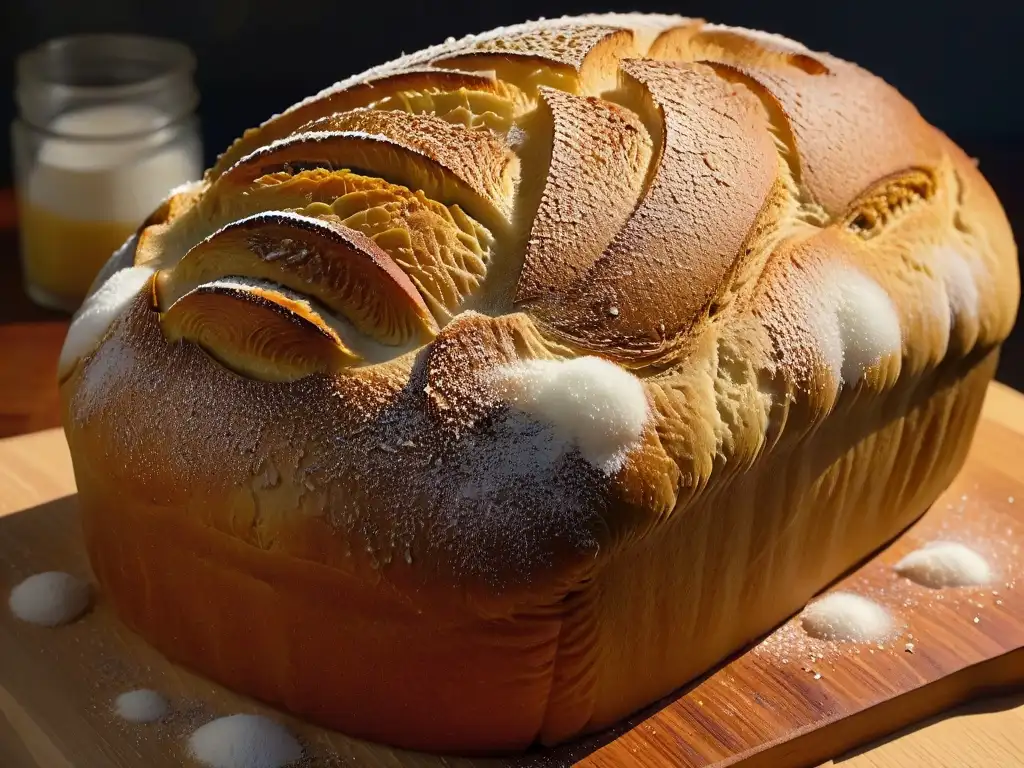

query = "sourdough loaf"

[{"left": 60, "top": 13, "right": 1018, "bottom": 754}]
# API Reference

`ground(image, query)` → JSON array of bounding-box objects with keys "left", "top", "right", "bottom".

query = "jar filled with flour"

[{"left": 13, "top": 35, "right": 202, "bottom": 311}]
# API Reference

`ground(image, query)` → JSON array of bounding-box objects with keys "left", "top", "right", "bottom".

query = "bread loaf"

[{"left": 59, "top": 14, "right": 1019, "bottom": 754}]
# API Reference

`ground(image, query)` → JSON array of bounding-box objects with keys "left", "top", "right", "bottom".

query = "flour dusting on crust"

[
  {"left": 940, "top": 249, "right": 980, "bottom": 321},
  {"left": 59, "top": 266, "right": 154, "bottom": 378},
  {"left": 810, "top": 266, "right": 902, "bottom": 386}
]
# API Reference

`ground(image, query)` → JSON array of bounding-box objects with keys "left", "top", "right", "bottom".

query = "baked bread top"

[{"left": 60, "top": 14, "right": 1018, "bottom": 609}]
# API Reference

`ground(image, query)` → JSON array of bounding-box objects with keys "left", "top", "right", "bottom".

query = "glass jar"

[{"left": 12, "top": 35, "right": 202, "bottom": 312}]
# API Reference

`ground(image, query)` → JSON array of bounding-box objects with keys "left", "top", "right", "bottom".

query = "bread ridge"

[
  {"left": 59, "top": 12, "right": 1019, "bottom": 754},
  {"left": 117, "top": 13, "right": 1017, "bottom": 369}
]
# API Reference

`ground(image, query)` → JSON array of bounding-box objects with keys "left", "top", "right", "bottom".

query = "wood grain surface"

[
  {"left": 0, "top": 187, "right": 70, "bottom": 439},
  {"left": 0, "top": 387, "right": 1022, "bottom": 767}
]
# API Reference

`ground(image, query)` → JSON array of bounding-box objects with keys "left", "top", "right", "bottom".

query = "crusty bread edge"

[{"left": 69, "top": 347, "right": 997, "bottom": 753}]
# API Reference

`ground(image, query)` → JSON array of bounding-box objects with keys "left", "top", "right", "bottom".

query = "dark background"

[{"left": 3, "top": 0, "right": 1023, "bottom": 384}]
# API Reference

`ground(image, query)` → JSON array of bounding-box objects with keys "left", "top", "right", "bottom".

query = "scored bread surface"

[{"left": 60, "top": 13, "right": 1018, "bottom": 754}]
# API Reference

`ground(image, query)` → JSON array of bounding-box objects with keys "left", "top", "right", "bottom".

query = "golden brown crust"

[
  {"left": 157, "top": 212, "right": 437, "bottom": 345},
  {"left": 61, "top": 12, "right": 1019, "bottom": 755},
  {"left": 514, "top": 87, "right": 653, "bottom": 302},
  {"left": 161, "top": 280, "right": 360, "bottom": 379},
  {"left": 525, "top": 60, "right": 779, "bottom": 362},
  {"left": 683, "top": 25, "right": 943, "bottom": 215},
  {"left": 432, "top": 24, "right": 634, "bottom": 96},
  {"left": 290, "top": 109, "right": 517, "bottom": 224},
  {"left": 216, "top": 126, "right": 514, "bottom": 234},
  {"left": 210, "top": 68, "right": 518, "bottom": 179}
]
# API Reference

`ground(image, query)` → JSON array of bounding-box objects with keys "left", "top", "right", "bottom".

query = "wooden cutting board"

[{"left": 1, "top": 385, "right": 1023, "bottom": 768}]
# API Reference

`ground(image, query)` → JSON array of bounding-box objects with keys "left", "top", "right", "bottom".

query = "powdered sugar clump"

[
  {"left": 58, "top": 266, "right": 154, "bottom": 378},
  {"left": 813, "top": 268, "right": 902, "bottom": 386},
  {"left": 187, "top": 714, "right": 302, "bottom": 768},
  {"left": 115, "top": 689, "right": 170, "bottom": 723},
  {"left": 8, "top": 571, "right": 91, "bottom": 626},
  {"left": 895, "top": 541, "right": 992, "bottom": 588},
  {"left": 800, "top": 592, "right": 893, "bottom": 642},
  {"left": 491, "top": 357, "right": 648, "bottom": 471},
  {"left": 937, "top": 247, "right": 981, "bottom": 321}
]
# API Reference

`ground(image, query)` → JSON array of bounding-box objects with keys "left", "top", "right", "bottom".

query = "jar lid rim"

[{"left": 18, "top": 34, "right": 196, "bottom": 96}]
